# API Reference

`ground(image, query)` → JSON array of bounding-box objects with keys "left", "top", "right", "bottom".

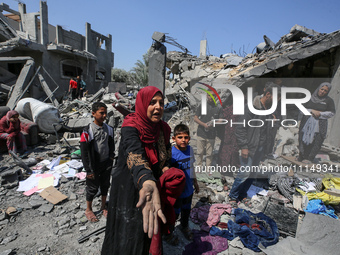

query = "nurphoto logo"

[{"left": 197, "top": 82, "right": 312, "bottom": 128}]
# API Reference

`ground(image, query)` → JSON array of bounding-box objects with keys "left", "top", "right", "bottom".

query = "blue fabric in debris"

[
  {"left": 209, "top": 226, "right": 234, "bottom": 240},
  {"left": 305, "top": 199, "right": 338, "bottom": 219},
  {"left": 209, "top": 208, "right": 279, "bottom": 252}
]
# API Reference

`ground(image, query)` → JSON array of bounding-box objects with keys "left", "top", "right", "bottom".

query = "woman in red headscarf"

[
  {"left": 0, "top": 110, "right": 27, "bottom": 154},
  {"left": 101, "top": 86, "right": 185, "bottom": 255}
]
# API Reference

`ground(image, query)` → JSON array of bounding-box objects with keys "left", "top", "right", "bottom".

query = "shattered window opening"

[
  {"left": 8, "top": 62, "right": 24, "bottom": 76},
  {"left": 62, "top": 64, "right": 82, "bottom": 78},
  {"left": 96, "top": 70, "right": 106, "bottom": 80},
  {"left": 96, "top": 36, "right": 106, "bottom": 50}
]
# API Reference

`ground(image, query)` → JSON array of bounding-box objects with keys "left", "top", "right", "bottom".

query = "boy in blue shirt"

[{"left": 171, "top": 124, "right": 199, "bottom": 241}]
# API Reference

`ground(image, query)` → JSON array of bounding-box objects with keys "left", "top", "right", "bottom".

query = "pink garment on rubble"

[{"left": 206, "top": 204, "right": 232, "bottom": 227}]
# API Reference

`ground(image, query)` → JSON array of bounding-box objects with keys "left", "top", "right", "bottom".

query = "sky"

[{"left": 6, "top": 0, "right": 340, "bottom": 71}]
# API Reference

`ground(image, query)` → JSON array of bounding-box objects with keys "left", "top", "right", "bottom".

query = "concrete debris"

[
  {"left": 0, "top": 2, "right": 339, "bottom": 253},
  {"left": 16, "top": 98, "right": 62, "bottom": 134}
]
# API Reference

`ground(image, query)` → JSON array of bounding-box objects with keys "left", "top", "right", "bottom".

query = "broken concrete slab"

[
  {"left": 0, "top": 167, "right": 22, "bottom": 189},
  {"left": 148, "top": 40, "right": 166, "bottom": 93},
  {"left": 0, "top": 249, "right": 13, "bottom": 255},
  {"left": 28, "top": 199, "right": 44, "bottom": 209},
  {"left": 37, "top": 203, "right": 54, "bottom": 213},
  {"left": 88, "top": 88, "right": 106, "bottom": 102},
  {"left": 222, "top": 54, "right": 243, "bottom": 66},
  {"left": 107, "top": 82, "right": 127, "bottom": 94},
  {"left": 264, "top": 212, "right": 340, "bottom": 255},
  {"left": 37, "top": 73, "right": 59, "bottom": 107},
  {"left": 63, "top": 117, "right": 92, "bottom": 132},
  {"left": 6, "top": 59, "right": 35, "bottom": 110}
]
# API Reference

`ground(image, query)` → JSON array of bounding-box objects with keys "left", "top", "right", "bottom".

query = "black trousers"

[
  {"left": 174, "top": 194, "right": 193, "bottom": 228},
  {"left": 86, "top": 159, "right": 112, "bottom": 201}
]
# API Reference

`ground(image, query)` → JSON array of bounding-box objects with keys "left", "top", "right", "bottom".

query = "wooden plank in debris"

[
  {"left": 324, "top": 188, "right": 340, "bottom": 197},
  {"left": 280, "top": 155, "right": 315, "bottom": 168},
  {"left": 37, "top": 73, "right": 59, "bottom": 107},
  {"left": 9, "top": 66, "right": 41, "bottom": 110}
]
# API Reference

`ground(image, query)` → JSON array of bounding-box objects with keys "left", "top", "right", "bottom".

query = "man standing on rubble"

[
  {"left": 69, "top": 77, "right": 78, "bottom": 101},
  {"left": 194, "top": 94, "right": 220, "bottom": 173},
  {"left": 229, "top": 85, "right": 279, "bottom": 206},
  {"left": 77, "top": 75, "right": 86, "bottom": 99}
]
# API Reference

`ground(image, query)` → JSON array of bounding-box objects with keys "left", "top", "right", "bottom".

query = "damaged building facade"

[
  {"left": 165, "top": 25, "right": 340, "bottom": 149},
  {"left": 1, "top": 19, "right": 340, "bottom": 254},
  {"left": 0, "top": 1, "right": 113, "bottom": 108}
]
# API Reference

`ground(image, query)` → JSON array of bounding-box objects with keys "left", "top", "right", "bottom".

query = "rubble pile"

[{"left": 1, "top": 21, "right": 340, "bottom": 254}]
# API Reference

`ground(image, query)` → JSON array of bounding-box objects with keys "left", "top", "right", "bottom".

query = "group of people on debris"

[
  {"left": 69, "top": 76, "right": 87, "bottom": 100},
  {"left": 80, "top": 87, "right": 199, "bottom": 254},
  {"left": 75, "top": 80, "right": 335, "bottom": 255},
  {"left": 194, "top": 81, "right": 335, "bottom": 207},
  {"left": 0, "top": 79, "right": 334, "bottom": 254}
]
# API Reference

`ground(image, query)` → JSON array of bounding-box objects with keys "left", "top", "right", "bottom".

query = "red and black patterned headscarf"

[{"left": 6, "top": 110, "right": 20, "bottom": 130}]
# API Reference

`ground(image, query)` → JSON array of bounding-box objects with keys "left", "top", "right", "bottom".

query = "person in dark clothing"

[
  {"left": 298, "top": 82, "right": 335, "bottom": 163},
  {"left": 262, "top": 82, "right": 282, "bottom": 158},
  {"left": 194, "top": 95, "right": 220, "bottom": 170},
  {"left": 80, "top": 102, "right": 115, "bottom": 222},
  {"left": 217, "top": 96, "right": 240, "bottom": 175},
  {"left": 229, "top": 86, "right": 279, "bottom": 204},
  {"left": 77, "top": 75, "right": 86, "bottom": 99},
  {"left": 101, "top": 86, "right": 185, "bottom": 255}
]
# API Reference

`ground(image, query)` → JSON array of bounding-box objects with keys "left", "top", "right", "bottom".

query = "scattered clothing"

[
  {"left": 183, "top": 229, "right": 228, "bottom": 255},
  {"left": 210, "top": 208, "right": 279, "bottom": 252},
  {"left": 190, "top": 204, "right": 211, "bottom": 232},
  {"left": 206, "top": 203, "right": 233, "bottom": 228},
  {"left": 305, "top": 199, "right": 338, "bottom": 219}
]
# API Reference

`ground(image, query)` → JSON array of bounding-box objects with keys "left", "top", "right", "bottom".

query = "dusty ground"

[
  {"left": 0, "top": 144, "right": 217, "bottom": 255},
  {"left": 0, "top": 178, "right": 208, "bottom": 255}
]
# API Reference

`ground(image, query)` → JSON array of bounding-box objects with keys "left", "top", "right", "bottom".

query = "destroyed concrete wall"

[
  {"left": 325, "top": 48, "right": 340, "bottom": 146},
  {"left": 165, "top": 25, "right": 340, "bottom": 148},
  {"left": 0, "top": 1, "right": 114, "bottom": 103},
  {"left": 56, "top": 26, "right": 85, "bottom": 51},
  {"left": 85, "top": 23, "right": 113, "bottom": 86}
]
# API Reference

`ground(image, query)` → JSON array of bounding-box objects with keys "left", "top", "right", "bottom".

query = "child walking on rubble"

[
  {"left": 80, "top": 102, "right": 115, "bottom": 222},
  {"left": 166, "top": 124, "right": 199, "bottom": 244}
]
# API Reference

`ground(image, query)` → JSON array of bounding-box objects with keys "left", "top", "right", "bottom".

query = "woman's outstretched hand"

[{"left": 136, "top": 180, "right": 166, "bottom": 238}]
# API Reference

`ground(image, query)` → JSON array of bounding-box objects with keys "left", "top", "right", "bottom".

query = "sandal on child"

[
  {"left": 102, "top": 209, "right": 108, "bottom": 218},
  {"left": 85, "top": 210, "right": 99, "bottom": 222},
  {"left": 228, "top": 198, "right": 238, "bottom": 208},
  {"left": 241, "top": 198, "right": 253, "bottom": 209},
  {"left": 163, "top": 232, "right": 179, "bottom": 246},
  {"left": 178, "top": 225, "right": 193, "bottom": 241}
]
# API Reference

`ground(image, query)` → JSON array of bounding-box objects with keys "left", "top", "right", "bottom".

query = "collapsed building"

[
  {"left": 0, "top": 6, "right": 340, "bottom": 252},
  {"left": 0, "top": 1, "right": 113, "bottom": 109},
  {"left": 165, "top": 24, "right": 340, "bottom": 149}
]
